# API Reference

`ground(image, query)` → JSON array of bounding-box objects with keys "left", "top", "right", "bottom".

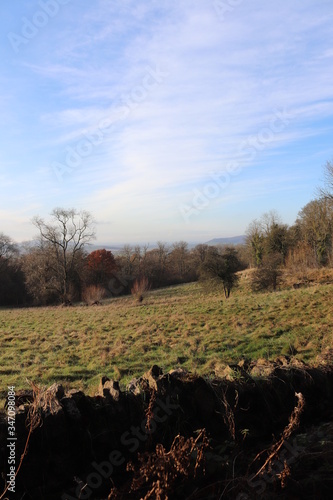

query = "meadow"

[{"left": 0, "top": 270, "right": 332, "bottom": 405}]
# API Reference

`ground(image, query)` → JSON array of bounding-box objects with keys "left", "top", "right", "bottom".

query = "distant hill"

[
  {"left": 18, "top": 238, "right": 246, "bottom": 254},
  {"left": 87, "top": 243, "right": 124, "bottom": 254},
  {"left": 205, "top": 235, "right": 246, "bottom": 246},
  {"left": 17, "top": 241, "right": 125, "bottom": 255}
]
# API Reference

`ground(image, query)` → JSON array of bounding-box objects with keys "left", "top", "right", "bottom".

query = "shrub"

[
  {"left": 251, "top": 253, "right": 283, "bottom": 292},
  {"left": 131, "top": 277, "right": 151, "bottom": 302},
  {"left": 200, "top": 246, "right": 242, "bottom": 298},
  {"left": 82, "top": 285, "right": 106, "bottom": 305}
]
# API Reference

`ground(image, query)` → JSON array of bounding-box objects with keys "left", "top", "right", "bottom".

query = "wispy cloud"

[{"left": 1, "top": 0, "right": 333, "bottom": 242}]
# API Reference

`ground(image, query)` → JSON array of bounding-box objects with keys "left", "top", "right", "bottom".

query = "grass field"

[{"left": 0, "top": 271, "right": 332, "bottom": 404}]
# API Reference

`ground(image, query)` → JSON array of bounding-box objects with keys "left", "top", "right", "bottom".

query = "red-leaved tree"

[{"left": 85, "top": 249, "right": 116, "bottom": 287}]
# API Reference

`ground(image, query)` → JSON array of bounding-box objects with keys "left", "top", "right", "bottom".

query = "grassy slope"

[{"left": 0, "top": 272, "right": 332, "bottom": 403}]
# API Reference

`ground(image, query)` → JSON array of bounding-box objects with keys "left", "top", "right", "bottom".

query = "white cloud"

[{"left": 1, "top": 1, "right": 333, "bottom": 242}]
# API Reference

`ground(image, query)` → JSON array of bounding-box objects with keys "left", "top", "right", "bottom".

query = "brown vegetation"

[
  {"left": 82, "top": 285, "right": 107, "bottom": 305},
  {"left": 1, "top": 361, "right": 333, "bottom": 499},
  {"left": 131, "top": 276, "right": 151, "bottom": 302}
]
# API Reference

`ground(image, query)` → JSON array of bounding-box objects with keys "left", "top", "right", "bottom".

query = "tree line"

[
  {"left": 0, "top": 162, "right": 332, "bottom": 306},
  {"left": 0, "top": 207, "right": 247, "bottom": 306}
]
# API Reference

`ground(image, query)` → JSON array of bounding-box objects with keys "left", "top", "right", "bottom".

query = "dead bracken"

[{"left": 1, "top": 360, "right": 333, "bottom": 499}]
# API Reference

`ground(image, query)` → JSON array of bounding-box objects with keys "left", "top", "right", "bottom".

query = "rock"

[
  {"left": 99, "top": 377, "right": 121, "bottom": 401},
  {"left": 65, "top": 389, "right": 85, "bottom": 400},
  {"left": 105, "top": 380, "right": 121, "bottom": 401},
  {"left": 237, "top": 358, "right": 250, "bottom": 370},
  {"left": 250, "top": 359, "right": 275, "bottom": 377},
  {"left": 276, "top": 355, "right": 291, "bottom": 366},
  {"left": 2, "top": 364, "right": 333, "bottom": 499},
  {"left": 219, "top": 365, "right": 237, "bottom": 381},
  {"left": 126, "top": 378, "right": 141, "bottom": 395},
  {"left": 60, "top": 397, "right": 81, "bottom": 421},
  {"left": 48, "top": 383, "right": 65, "bottom": 401},
  {"left": 151, "top": 364, "right": 163, "bottom": 377},
  {"left": 141, "top": 365, "right": 163, "bottom": 391},
  {"left": 168, "top": 368, "right": 189, "bottom": 378},
  {"left": 98, "top": 375, "right": 110, "bottom": 394}
]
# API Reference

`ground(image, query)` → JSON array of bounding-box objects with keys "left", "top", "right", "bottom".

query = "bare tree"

[
  {"left": 32, "top": 208, "right": 95, "bottom": 302},
  {"left": 170, "top": 241, "right": 189, "bottom": 279},
  {"left": 319, "top": 160, "right": 333, "bottom": 200},
  {"left": 0, "top": 233, "right": 17, "bottom": 271},
  {"left": 295, "top": 198, "right": 333, "bottom": 266},
  {"left": 245, "top": 220, "right": 265, "bottom": 267},
  {"left": 119, "top": 245, "right": 134, "bottom": 274},
  {"left": 0, "top": 233, "right": 25, "bottom": 306},
  {"left": 155, "top": 241, "right": 169, "bottom": 280},
  {"left": 193, "top": 244, "right": 210, "bottom": 264},
  {"left": 260, "top": 210, "right": 282, "bottom": 236},
  {"left": 21, "top": 247, "right": 60, "bottom": 305},
  {"left": 133, "top": 243, "right": 149, "bottom": 277},
  {"left": 246, "top": 211, "right": 290, "bottom": 266}
]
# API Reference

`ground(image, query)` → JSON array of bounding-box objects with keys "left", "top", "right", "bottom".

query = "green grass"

[{"left": 0, "top": 276, "right": 332, "bottom": 404}]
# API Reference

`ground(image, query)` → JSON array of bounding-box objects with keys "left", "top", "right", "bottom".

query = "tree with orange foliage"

[{"left": 86, "top": 249, "right": 116, "bottom": 286}]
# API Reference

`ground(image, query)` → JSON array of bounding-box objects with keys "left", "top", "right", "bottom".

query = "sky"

[{"left": 0, "top": 0, "right": 333, "bottom": 245}]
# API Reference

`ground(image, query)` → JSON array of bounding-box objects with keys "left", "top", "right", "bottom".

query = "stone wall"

[{"left": 1, "top": 361, "right": 332, "bottom": 499}]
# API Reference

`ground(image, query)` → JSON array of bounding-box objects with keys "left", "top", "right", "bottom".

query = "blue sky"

[{"left": 1, "top": 0, "right": 333, "bottom": 244}]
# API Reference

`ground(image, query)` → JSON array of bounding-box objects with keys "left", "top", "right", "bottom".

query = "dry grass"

[
  {"left": 131, "top": 276, "right": 151, "bottom": 302},
  {"left": 82, "top": 285, "right": 106, "bottom": 305},
  {"left": 0, "top": 269, "right": 332, "bottom": 406}
]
